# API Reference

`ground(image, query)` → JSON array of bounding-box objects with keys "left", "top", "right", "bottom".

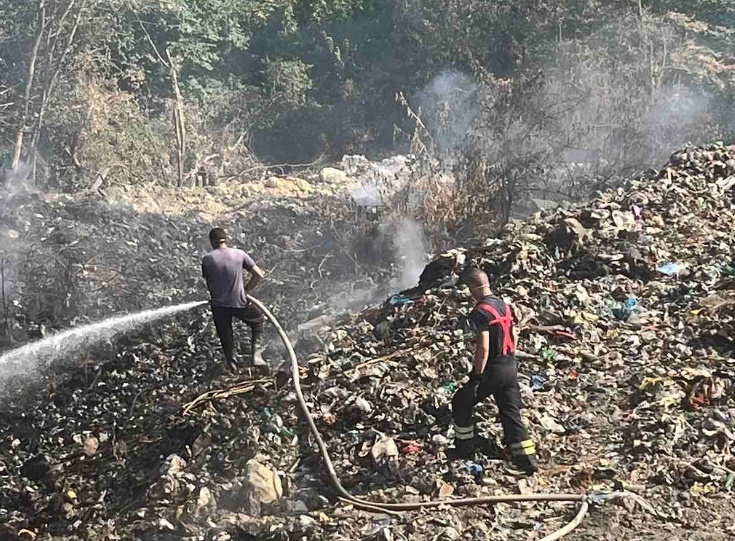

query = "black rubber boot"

[
  {"left": 510, "top": 454, "right": 539, "bottom": 476},
  {"left": 248, "top": 334, "right": 270, "bottom": 377},
  {"left": 448, "top": 438, "right": 476, "bottom": 461}
]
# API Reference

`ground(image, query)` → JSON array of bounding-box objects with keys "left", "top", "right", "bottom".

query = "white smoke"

[
  {"left": 2, "top": 162, "right": 37, "bottom": 196},
  {"left": 390, "top": 217, "right": 428, "bottom": 291},
  {"left": 417, "top": 71, "right": 479, "bottom": 156},
  {"left": 350, "top": 184, "right": 381, "bottom": 208},
  {"left": 643, "top": 86, "right": 715, "bottom": 154}
]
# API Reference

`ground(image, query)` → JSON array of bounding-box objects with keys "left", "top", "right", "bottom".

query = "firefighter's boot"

[
  {"left": 508, "top": 439, "right": 539, "bottom": 475},
  {"left": 449, "top": 424, "right": 477, "bottom": 460}
]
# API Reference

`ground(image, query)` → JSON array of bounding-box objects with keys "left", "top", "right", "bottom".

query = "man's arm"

[
  {"left": 473, "top": 330, "right": 490, "bottom": 375},
  {"left": 241, "top": 251, "right": 264, "bottom": 295},
  {"left": 244, "top": 263, "right": 265, "bottom": 295}
]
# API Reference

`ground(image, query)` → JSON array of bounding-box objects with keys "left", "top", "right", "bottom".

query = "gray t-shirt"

[{"left": 202, "top": 247, "right": 256, "bottom": 308}]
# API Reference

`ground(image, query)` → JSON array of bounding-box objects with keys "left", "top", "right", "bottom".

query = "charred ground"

[{"left": 1, "top": 144, "right": 735, "bottom": 540}]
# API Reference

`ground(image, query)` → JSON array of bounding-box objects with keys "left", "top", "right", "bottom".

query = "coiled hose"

[{"left": 247, "top": 296, "right": 589, "bottom": 541}]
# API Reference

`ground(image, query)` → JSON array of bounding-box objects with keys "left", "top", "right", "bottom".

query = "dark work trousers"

[
  {"left": 452, "top": 356, "right": 536, "bottom": 467},
  {"left": 211, "top": 304, "right": 265, "bottom": 363}
]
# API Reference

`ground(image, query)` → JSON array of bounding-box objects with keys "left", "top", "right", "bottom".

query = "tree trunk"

[
  {"left": 167, "top": 49, "right": 186, "bottom": 188},
  {"left": 12, "top": 0, "right": 47, "bottom": 172},
  {"left": 31, "top": 0, "right": 87, "bottom": 181}
]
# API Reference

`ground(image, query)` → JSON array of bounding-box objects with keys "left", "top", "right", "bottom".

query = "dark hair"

[
  {"left": 460, "top": 267, "right": 488, "bottom": 287},
  {"left": 209, "top": 227, "right": 227, "bottom": 244}
]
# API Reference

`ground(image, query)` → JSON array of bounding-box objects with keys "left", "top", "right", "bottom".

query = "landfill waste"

[
  {"left": 1, "top": 143, "right": 735, "bottom": 540},
  {"left": 464, "top": 463, "right": 485, "bottom": 477},
  {"left": 611, "top": 297, "right": 641, "bottom": 321},
  {"left": 341, "top": 155, "right": 411, "bottom": 184},
  {"left": 657, "top": 262, "right": 688, "bottom": 276}
]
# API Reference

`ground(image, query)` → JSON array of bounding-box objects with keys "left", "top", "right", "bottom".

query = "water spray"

[{"left": 0, "top": 300, "right": 206, "bottom": 380}]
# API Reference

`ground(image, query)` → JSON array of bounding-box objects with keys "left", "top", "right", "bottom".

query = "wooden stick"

[
  {"left": 183, "top": 378, "right": 272, "bottom": 415},
  {"left": 342, "top": 344, "right": 429, "bottom": 375}
]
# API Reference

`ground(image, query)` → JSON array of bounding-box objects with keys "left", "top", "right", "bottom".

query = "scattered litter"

[
  {"left": 658, "top": 262, "right": 687, "bottom": 276},
  {"left": 464, "top": 463, "right": 484, "bottom": 477},
  {"left": 1, "top": 143, "right": 735, "bottom": 539}
]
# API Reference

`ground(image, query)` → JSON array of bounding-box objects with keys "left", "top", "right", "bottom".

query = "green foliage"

[
  {"left": 108, "top": 0, "right": 259, "bottom": 88},
  {"left": 264, "top": 58, "right": 313, "bottom": 107},
  {"left": 0, "top": 0, "right": 733, "bottom": 189}
]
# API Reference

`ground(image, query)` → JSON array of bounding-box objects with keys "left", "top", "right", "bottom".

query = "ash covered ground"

[{"left": 1, "top": 145, "right": 735, "bottom": 540}]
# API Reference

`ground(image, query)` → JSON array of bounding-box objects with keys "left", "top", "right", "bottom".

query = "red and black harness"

[{"left": 474, "top": 301, "right": 515, "bottom": 356}]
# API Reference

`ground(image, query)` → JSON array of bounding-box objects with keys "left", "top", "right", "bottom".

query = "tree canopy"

[{"left": 0, "top": 0, "right": 732, "bottom": 191}]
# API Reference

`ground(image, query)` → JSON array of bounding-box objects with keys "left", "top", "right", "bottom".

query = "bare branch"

[
  {"left": 12, "top": 0, "right": 47, "bottom": 171},
  {"left": 136, "top": 16, "right": 169, "bottom": 68}
]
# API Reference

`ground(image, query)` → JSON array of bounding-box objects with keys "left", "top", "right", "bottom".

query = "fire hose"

[{"left": 247, "top": 295, "right": 589, "bottom": 541}]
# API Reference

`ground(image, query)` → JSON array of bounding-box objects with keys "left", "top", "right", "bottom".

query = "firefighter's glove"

[
  {"left": 462, "top": 373, "right": 482, "bottom": 402},
  {"left": 467, "top": 372, "right": 483, "bottom": 394}
]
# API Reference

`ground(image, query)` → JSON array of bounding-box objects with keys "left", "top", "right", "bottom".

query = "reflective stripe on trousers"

[
  {"left": 451, "top": 358, "right": 531, "bottom": 449},
  {"left": 509, "top": 439, "right": 536, "bottom": 456},
  {"left": 454, "top": 424, "right": 474, "bottom": 441}
]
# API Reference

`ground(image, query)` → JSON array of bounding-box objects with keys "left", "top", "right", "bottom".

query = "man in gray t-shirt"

[{"left": 202, "top": 227, "right": 266, "bottom": 370}]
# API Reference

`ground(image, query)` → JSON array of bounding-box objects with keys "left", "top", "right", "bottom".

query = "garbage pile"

[
  {"left": 285, "top": 142, "right": 735, "bottom": 537},
  {"left": 1, "top": 143, "right": 735, "bottom": 540}
]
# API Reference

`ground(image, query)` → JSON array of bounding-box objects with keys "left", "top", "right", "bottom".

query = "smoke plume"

[
  {"left": 2, "top": 163, "right": 37, "bottom": 196},
  {"left": 416, "top": 71, "right": 479, "bottom": 156},
  {"left": 390, "top": 217, "right": 428, "bottom": 291}
]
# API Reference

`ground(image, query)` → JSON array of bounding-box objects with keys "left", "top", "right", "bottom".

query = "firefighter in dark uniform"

[{"left": 452, "top": 267, "right": 538, "bottom": 475}]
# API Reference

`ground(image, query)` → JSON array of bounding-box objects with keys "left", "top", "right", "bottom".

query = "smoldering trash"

[{"left": 1, "top": 143, "right": 735, "bottom": 540}]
